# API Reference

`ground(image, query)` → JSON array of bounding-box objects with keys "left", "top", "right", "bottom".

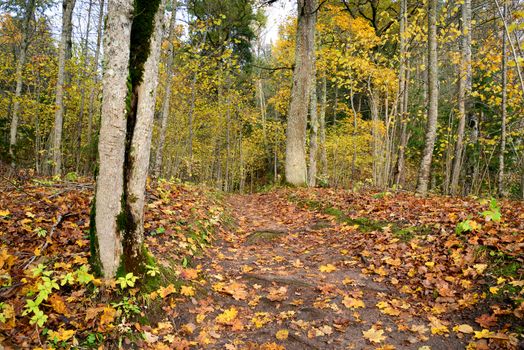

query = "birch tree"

[
  {"left": 416, "top": 0, "right": 439, "bottom": 195},
  {"left": 92, "top": 0, "right": 165, "bottom": 278},
  {"left": 285, "top": 0, "right": 317, "bottom": 186}
]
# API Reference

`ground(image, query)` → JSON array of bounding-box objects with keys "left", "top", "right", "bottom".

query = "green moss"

[
  {"left": 129, "top": 0, "right": 162, "bottom": 87},
  {"left": 88, "top": 198, "right": 103, "bottom": 277}
]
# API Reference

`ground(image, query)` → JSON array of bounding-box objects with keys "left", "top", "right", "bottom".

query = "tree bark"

[
  {"left": 285, "top": 0, "right": 317, "bottom": 186},
  {"left": 153, "top": 0, "right": 178, "bottom": 178},
  {"left": 9, "top": 0, "right": 36, "bottom": 164},
  {"left": 52, "top": 0, "right": 76, "bottom": 176},
  {"left": 93, "top": 0, "right": 165, "bottom": 278},
  {"left": 498, "top": 2, "right": 507, "bottom": 196},
  {"left": 450, "top": 0, "right": 471, "bottom": 195},
  {"left": 308, "top": 58, "right": 318, "bottom": 187},
  {"left": 416, "top": 0, "right": 439, "bottom": 195},
  {"left": 86, "top": 0, "right": 105, "bottom": 173},
  {"left": 94, "top": 0, "right": 134, "bottom": 277},
  {"left": 319, "top": 75, "right": 327, "bottom": 180}
]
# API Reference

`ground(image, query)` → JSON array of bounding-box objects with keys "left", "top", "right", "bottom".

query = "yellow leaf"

[
  {"left": 473, "top": 264, "right": 487, "bottom": 274},
  {"left": 216, "top": 307, "right": 238, "bottom": 326},
  {"left": 319, "top": 264, "right": 337, "bottom": 273},
  {"left": 275, "top": 329, "right": 289, "bottom": 340},
  {"left": 489, "top": 286, "right": 499, "bottom": 294},
  {"left": 180, "top": 285, "right": 195, "bottom": 297},
  {"left": 362, "top": 327, "right": 386, "bottom": 343},
  {"left": 0, "top": 210, "right": 10, "bottom": 217},
  {"left": 474, "top": 329, "right": 495, "bottom": 339},
  {"left": 342, "top": 296, "right": 365, "bottom": 309},
  {"left": 453, "top": 324, "right": 474, "bottom": 334},
  {"left": 48, "top": 328, "right": 75, "bottom": 342}
]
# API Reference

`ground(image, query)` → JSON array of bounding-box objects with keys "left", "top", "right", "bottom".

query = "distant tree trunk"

[
  {"left": 52, "top": 0, "right": 76, "bottom": 176},
  {"left": 450, "top": 0, "right": 471, "bottom": 195},
  {"left": 393, "top": 0, "right": 408, "bottom": 187},
  {"left": 75, "top": 0, "right": 93, "bottom": 173},
  {"left": 498, "top": 1, "right": 507, "bottom": 196},
  {"left": 416, "top": 0, "right": 439, "bottom": 195},
  {"left": 9, "top": 0, "right": 36, "bottom": 164},
  {"left": 92, "top": 0, "right": 165, "bottom": 278},
  {"left": 285, "top": 0, "right": 317, "bottom": 186},
  {"left": 86, "top": 0, "right": 105, "bottom": 173},
  {"left": 308, "top": 59, "right": 318, "bottom": 187},
  {"left": 153, "top": 0, "right": 177, "bottom": 178},
  {"left": 319, "top": 75, "right": 328, "bottom": 180}
]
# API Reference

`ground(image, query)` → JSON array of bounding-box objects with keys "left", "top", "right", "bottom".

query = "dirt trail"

[{"left": 173, "top": 192, "right": 465, "bottom": 349}]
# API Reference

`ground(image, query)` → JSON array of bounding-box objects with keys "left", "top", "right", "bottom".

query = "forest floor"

[{"left": 0, "top": 178, "right": 523, "bottom": 349}]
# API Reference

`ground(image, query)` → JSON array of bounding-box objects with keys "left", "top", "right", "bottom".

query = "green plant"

[
  {"left": 455, "top": 219, "right": 481, "bottom": 235},
  {"left": 112, "top": 297, "right": 141, "bottom": 317},
  {"left": 117, "top": 273, "right": 138, "bottom": 289},
  {"left": 34, "top": 227, "right": 47, "bottom": 238},
  {"left": 481, "top": 198, "right": 502, "bottom": 222}
]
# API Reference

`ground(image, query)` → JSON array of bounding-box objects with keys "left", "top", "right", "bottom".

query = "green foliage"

[
  {"left": 117, "top": 272, "right": 138, "bottom": 289},
  {"left": 480, "top": 198, "right": 502, "bottom": 222}
]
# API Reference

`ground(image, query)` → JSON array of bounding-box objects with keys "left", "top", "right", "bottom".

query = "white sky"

[{"left": 261, "top": 0, "right": 295, "bottom": 45}]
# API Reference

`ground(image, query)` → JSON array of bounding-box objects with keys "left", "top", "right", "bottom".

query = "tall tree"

[
  {"left": 450, "top": 0, "right": 471, "bottom": 195},
  {"left": 498, "top": 0, "right": 507, "bottom": 196},
  {"left": 8, "top": 0, "right": 36, "bottom": 164},
  {"left": 285, "top": 0, "right": 317, "bottom": 186},
  {"left": 51, "top": 0, "right": 76, "bottom": 176},
  {"left": 92, "top": 0, "right": 165, "bottom": 278},
  {"left": 308, "top": 58, "right": 318, "bottom": 187},
  {"left": 416, "top": 0, "right": 438, "bottom": 195},
  {"left": 153, "top": 0, "right": 177, "bottom": 178}
]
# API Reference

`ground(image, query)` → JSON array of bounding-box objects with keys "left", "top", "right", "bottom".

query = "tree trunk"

[
  {"left": 416, "top": 0, "right": 439, "bottom": 195},
  {"left": 86, "top": 0, "right": 105, "bottom": 173},
  {"left": 319, "top": 75, "right": 327, "bottom": 180},
  {"left": 285, "top": 0, "right": 317, "bottom": 186},
  {"left": 9, "top": 0, "right": 36, "bottom": 164},
  {"left": 92, "top": 0, "right": 164, "bottom": 278},
  {"left": 450, "top": 0, "right": 471, "bottom": 195},
  {"left": 153, "top": 0, "right": 177, "bottom": 178},
  {"left": 52, "top": 0, "right": 76, "bottom": 176},
  {"left": 393, "top": 0, "right": 409, "bottom": 187},
  {"left": 308, "top": 58, "right": 318, "bottom": 187},
  {"left": 75, "top": 0, "right": 94, "bottom": 173},
  {"left": 124, "top": 0, "right": 165, "bottom": 272},
  {"left": 498, "top": 1, "right": 507, "bottom": 196},
  {"left": 93, "top": 0, "right": 134, "bottom": 277}
]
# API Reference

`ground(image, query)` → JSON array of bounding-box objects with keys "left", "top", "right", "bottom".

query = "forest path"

[{"left": 172, "top": 191, "right": 466, "bottom": 350}]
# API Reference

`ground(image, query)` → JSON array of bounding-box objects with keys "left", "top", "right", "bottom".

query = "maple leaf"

[
  {"left": 319, "top": 264, "right": 337, "bottom": 272},
  {"left": 47, "top": 328, "right": 75, "bottom": 342},
  {"left": 216, "top": 307, "right": 238, "bottom": 325},
  {"left": 267, "top": 286, "right": 288, "bottom": 301},
  {"left": 342, "top": 296, "right": 365, "bottom": 309},
  {"left": 252, "top": 312, "right": 271, "bottom": 328},
  {"left": 180, "top": 285, "right": 196, "bottom": 297},
  {"left": 275, "top": 329, "right": 289, "bottom": 340},
  {"left": 363, "top": 327, "right": 386, "bottom": 343}
]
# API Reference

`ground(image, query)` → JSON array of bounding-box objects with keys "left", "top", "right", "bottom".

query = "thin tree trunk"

[
  {"left": 153, "top": 0, "right": 177, "bottom": 178},
  {"left": 285, "top": 0, "right": 317, "bottom": 186},
  {"left": 319, "top": 75, "right": 327, "bottom": 180},
  {"left": 52, "top": 0, "right": 76, "bottom": 176},
  {"left": 450, "top": 0, "right": 471, "bottom": 195},
  {"left": 308, "top": 58, "right": 318, "bottom": 187},
  {"left": 416, "top": 0, "right": 439, "bottom": 195},
  {"left": 86, "top": 0, "right": 105, "bottom": 173},
  {"left": 498, "top": 1, "right": 507, "bottom": 196},
  {"left": 9, "top": 0, "right": 36, "bottom": 164},
  {"left": 393, "top": 0, "right": 408, "bottom": 187},
  {"left": 76, "top": 0, "right": 94, "bottom": 173}
]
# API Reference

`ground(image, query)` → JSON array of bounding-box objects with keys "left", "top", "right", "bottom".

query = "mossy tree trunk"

[{"left": 91, "top": 0, "right": 166, "bottom": 278}]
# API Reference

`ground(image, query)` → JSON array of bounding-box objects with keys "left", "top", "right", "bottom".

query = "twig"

[{"left": 22, "top": 213, "right": 71, "bottom": 269}]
